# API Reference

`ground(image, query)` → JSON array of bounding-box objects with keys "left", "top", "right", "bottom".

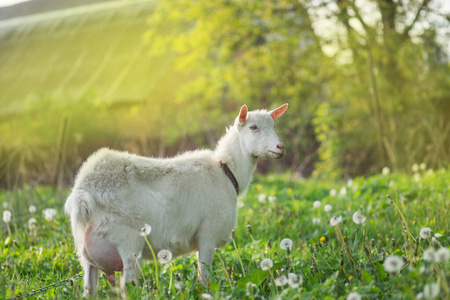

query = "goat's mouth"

[{"left": 268, "top": 150, "right": 284, "bottom": 159}]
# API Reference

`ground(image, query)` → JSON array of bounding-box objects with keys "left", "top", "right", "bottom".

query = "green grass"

[{"left": 1, "top": 168, "right": 449, "bottom": 299}]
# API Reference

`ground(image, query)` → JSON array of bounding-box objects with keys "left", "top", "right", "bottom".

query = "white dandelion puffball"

[
  {"left": 423, "top": 248, "right": 436, "bottom": 262},
  {"left": 288, "top": 273, "right": 303, "bottom": 288},
  {"left": 174, "top": 281, "right": 185, "bottom": 290},
  {"left": 258, "top": 194, "right": 267, "bottom": 202},
  {"left": 414, "top": 173, "right": 421, "bottom": 182},
  {"left": 2, "top": 202, "right": 8, "bottom": 208},
  {"left": 435, "top": 247, "right": 450, "bottom": 262},
  {"left": 382, "top": 167, "right": 390, "bottom": 176},
  {"left": 29, "top": 205, "right": 36, "bottom": 214},
  {"left": 383, "top": 255, "right": 403, "bottom": 274},
  {"left": 346, "top": 292, "right": 362, "bottom": 300},
  {"left": 330, "top": 215, "right": 342, "bottom": 226},
  {"left": 423, "top": 282, "right": 440, "bottom": 299},
  {"left": 201, "top": 293, "right": 214, "bottom": 300},
  {"left": 280, "top": 238, "right": 293, "bottom": 250},
  {"left": 420, "top": 227, "right": 432, "bottom": 239},
  {"left": 419, "top": 163, "right": 426, "bottom": 170},
  {"left": 274, "top": 275, "right": 288, "bottom": 286},
  {"left": 389, "top": 180, "right": 395, "bottom": 187},
  {"left": 313, "top": 200, "right": 321, "bottom": 208},
  {"left": 411, "top": 164, "right": 419, "bottom": 173},
  {"left": 434, "top": 233, "right": 442, "bottom": 238},
  {"left": 260, "top": 258, "right": 273, "bottom": 271},
  {"left": 329, "top": 189, "right": 337, "bottom": 197},
  {"left": 157, "top": 249, "right": 173, "bottom": 264},
  {"left": 313, "top": 218, "right": 321, "bottom": 225},
  {"left": 339, "top": 187, "right": 347, "bottom": 197},
  {"left": 43, "top": 208, "right": 57, "bottom": 222},
  {"left": 140, "top": 224, "right": 152, "bottom": 236},
  {"left": 268, "top": 195, "right": 277, "bottom": 202},
  {"left": 324, "top": 204, "right": 332, "bottom": 212},
  {"left": 28, "top": 218, "right": 37, "bottom": 230},
  {"left": 352, "top": 211, "right": 366, "bottom": 225},
  {"left": 347, "top": 179, "right": 353, "bottom": 188},
  {"left": 3, "top": 210, "right": 12, "bottom": 223}
]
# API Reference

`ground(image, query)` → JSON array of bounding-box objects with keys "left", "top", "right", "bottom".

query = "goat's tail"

[{"left": 64, "top": 189, "right": 93, "bottom": 259}]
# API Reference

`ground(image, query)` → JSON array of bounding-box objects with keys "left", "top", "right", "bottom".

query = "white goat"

[{"left": 64, "top": 103, "right": 288, "bottom": 296}]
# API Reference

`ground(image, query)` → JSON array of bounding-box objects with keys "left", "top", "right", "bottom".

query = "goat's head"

[{"left": 236, "top": 104, "right": 288, "bottom": 159}]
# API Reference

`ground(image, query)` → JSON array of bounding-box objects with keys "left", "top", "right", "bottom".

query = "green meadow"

[{"left": 1, "top": 167, "right": 449, "bottom": 299}]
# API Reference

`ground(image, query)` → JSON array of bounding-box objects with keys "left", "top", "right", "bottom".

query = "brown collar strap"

[{"left": 219, "top": 162, "right": 239, "bottom": 195}]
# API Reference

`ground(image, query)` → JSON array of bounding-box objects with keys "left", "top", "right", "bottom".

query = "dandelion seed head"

[
  {"left": 268, "top": 195, "right": 277, "bottom": 202},
  {"left": 28, "top": 218, "right": 37, "bottom": 230},
  {"left": 3, "top": 210, "right": 11, "bottom": 223},
  {"left": 414, "top": 173, "right": 421, "bottom": 182},
  {"left": 313, "top": 201, "right": 321, "bottom": 208},
  {"left": 382, "top": 167, "right": 390, "bottom": 176},
  {"left": 352, "top": 211, "right": 366, "bottom": 225},
  {"left": 313, "top": 218, "right": 321, "bottom": 225},
  {"left": 435, "top": 247, "right": 450, "bottom": 262},
  {"left": 347, "top": 179, "right": 353, "bottom": 188},
  {"left": 260, "top": 258, "right": 273, "bottom": 271},
  {"left": 201, "top": 293, "right": 214, "bottom": 300},
  {"left": 29, "top": 205, "right": 36, "bottom": 214},
  {"left": 140, "top": 224, "right": 152, "bottom": 236},
  {"left": 389, "top": 180, "right": 395, "bottom": 187},
  {"left": 258, "top": 194, "right": 267, "bottom": 202},
  {"left": 43, "top": 208, "right": 57, "bottom": 222},
  {"left": 434, "top": 233, "right": 442, "bottom": 238},
  {"left": 383, "top": 255, "right": 403, "bottom": 274},
  {"left": 174, "top": 281, "right": 185, "bottom": 290},
  {"left": 274, "top": 275, "right": 288, "bottom": 286},
  {"left": 324, "top": 204, "right": 332, "bottom": 212},
  {"left": 346, "top": 292, "right": 362, "bottom": 300},
  {"left": 423, "top": 282, "right": 440, "bottom": 299},
  {"left": 2, "top": 202, "right": 8, "bottom": 209},
  {"left": 420, "top": 227, "right": 432, "bottom": 239},
  {"left": 329, "top": 189, "right": 337, "bottom": 197},
  {"left": 419, "top": 163, "right": 426, "bottom": 171},
  {"left": 287, "top": 273, "right": 302, "bottom": 288},
  {"left": 330, "top": 215, "right": 342, "bottom": 226},
  {"left": 412, "top": 164, "right": 419, "bottom": 173},
  {"left": 422, "top": 248, "right": 436, "bottom": 262},
  {"left": 157, "top": 249, "right": 172, "bottom": 264},
  {"left": 339, "top": 187, "right": 347, "bottom": 197},
  {"left": 280, "top": 238, "right": 293, "bottom": 250}
]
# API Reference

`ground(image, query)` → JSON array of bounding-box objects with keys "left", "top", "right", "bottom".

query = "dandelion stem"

[
  {"left": 216, "top": 250, "right": 233, "bottom": 288},
  {"left": 143, "top": 235, "right": 159, "bottom": 290},
  {"left": 335, "top": 225, "right": 357, "bottom": 278},
  {"left": 232, "top": 238, "right": 246, "bottom": 277}
]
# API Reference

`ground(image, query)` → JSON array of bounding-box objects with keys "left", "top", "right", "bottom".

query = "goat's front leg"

[{"left": 197, "top": 242, "right": 215, "bottom": 286}]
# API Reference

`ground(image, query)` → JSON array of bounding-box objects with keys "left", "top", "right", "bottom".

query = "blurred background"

[{"left": 0, "top": 0, "right": 449, "bottom": 189}]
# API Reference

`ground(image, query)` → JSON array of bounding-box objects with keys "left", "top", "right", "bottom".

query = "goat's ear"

[
  {"left": 238, "top": 105, "right": 248, "bottom": 125},
  {"left": 269, "top": 103, "right": 288, "bottom": 119}
]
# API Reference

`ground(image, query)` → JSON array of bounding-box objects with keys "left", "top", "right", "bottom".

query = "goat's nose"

[{"left": 277, "top": 143, "right": 285, "bottom": 151}]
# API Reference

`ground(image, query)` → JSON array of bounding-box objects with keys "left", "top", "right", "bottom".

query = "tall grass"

[{"left": 1, "top": 167, "right": 449, "bottom": 299}]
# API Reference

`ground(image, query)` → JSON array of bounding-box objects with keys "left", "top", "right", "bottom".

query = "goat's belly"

[{"left": 83, "top": 227, "right": 123, "bottom": 273}]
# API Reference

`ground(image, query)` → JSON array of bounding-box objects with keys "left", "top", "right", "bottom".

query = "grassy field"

[{"left": 1, "top": 167, "right": 449, "bottom": 299}]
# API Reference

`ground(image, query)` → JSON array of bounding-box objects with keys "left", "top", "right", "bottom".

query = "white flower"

[
  {"left": 258, "top": 194, "right": 267, "bottom": 202},
  {"left": 435, "top": 247, "right": 450, "bottom": 262},
  {"left": 329, "top": 189, "right": 337, "bottom": 197},
  {"left": 419, "top": 163, "right": 426, "bottom": 171},
  {"left": 280, "top": 238, "right": 293, "bottom": 250},
  {"left": 412, "top": 164, "right": 419, "bottom": 173},
  {"left": 140, "top": 224, "right": 152, "bottom": 236},
  {"left": 3, "top": 210, "right": 12, "bottom": 223},
  {"left": 43, "top": 208, "right": 57, "bottom": 222},
  {"left": 346, "top": 179, "right": 353, "bottom": 188},
  {"left": 28, "top": 218, "right": 37, "bottom": 230},
  {"left": 29, "top": 205, "right": 36, "bottom": 214},
  {"left": 330, "top": 216, "right": 342, "bottom": 226},
  {"left": 434, "top": 233, "right": 442, "bottom": 238},
  {"left": 352, "top": 211, "right": 366, "bottom": 225},
  {"left": 268, "top": 195, "right": 277, "bottom": 202},
  {"left": 287, "top": 273, "right": 302, "bottom": 288},
  {"left": 382, "top": 167, "right": 390, "bottom": 175},
  {"left": 420, "top": 227, "right": 432, "bottom": 239},
  {"left": 423, "top": 282, "right": 440, "bottom": 299},
  {"left": 324, "top": 204, "right": 332, "bottom": 212},
  {"left": 260, "top": 258, "right": 273, "bottom": 271},
  {"left": 383, "top": 255, "right": 403, "bottom": 274},
  {"left": 339, "top": 187, "right": 347, "bottom": 197},
  {"left": 312, "top": 218, "right": 321, "bottom": 225},
  {"left": 274, "top": 275, "right": 288, "bottom": 286},
  {"left": 313, "top": 201, "right": 321, "bottom": 208},
  {"left": 157, "top": 249, "right": 172, "bottom": 264},
  {"left": 201, "top": 293, "right": 214, "bottom": 300},
  {"left": 346, "top": 292, "right": 362, "bottom": 300},
  {"left": 423, "top": 248, "right": 436, "bottom": 262}
]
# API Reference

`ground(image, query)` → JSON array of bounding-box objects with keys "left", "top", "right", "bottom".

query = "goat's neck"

[{"left": 214, "top": 128, "right": 257, "bottom": 196}]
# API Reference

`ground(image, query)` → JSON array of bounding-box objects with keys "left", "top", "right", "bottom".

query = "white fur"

[{"left": 64, "top": 104, "right": 288, "bottom": 296}]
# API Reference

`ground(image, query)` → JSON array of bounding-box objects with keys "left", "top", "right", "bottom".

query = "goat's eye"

[{"left": 249, "top": 125, "right": 258, "bottom": 131}]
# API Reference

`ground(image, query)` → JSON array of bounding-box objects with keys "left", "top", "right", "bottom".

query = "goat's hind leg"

[
  {"left": 82, "top": 257, "right": 99, "bottom": 298},
  {"left": 115, "top": 229, "right": 145, "bottom": 284}
]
